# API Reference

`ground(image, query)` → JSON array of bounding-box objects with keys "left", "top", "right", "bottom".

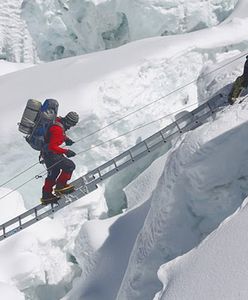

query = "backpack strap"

[{"left": 54, "top": 121, "right": 65, "bottom": 131}]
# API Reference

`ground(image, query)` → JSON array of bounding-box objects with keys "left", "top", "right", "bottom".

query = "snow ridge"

[{"left": 117, "top": 98, "right": 248, "bottom": 300}]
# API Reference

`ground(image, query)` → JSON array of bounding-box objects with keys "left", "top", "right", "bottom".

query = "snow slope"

[
  {"left": 155, "top": 197, "right": 248, "bottom": 300},
  {"left": 0, "top": 0, "right": 248, "bottom": 300},
  {"left": 117, "top": 97, "right": 248, "bottom": 300}
]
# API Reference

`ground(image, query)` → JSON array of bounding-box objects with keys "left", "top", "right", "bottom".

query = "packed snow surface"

[
  {"left": 155, "top": 197, "right": 248, "bottom": 300},
  {"left": 0, "top": 0, "right": 248, "bottom": 300}
]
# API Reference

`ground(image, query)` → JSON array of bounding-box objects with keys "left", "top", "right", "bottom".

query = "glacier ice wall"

[
  {"left": 21, "top": 0, "right": 238, "bottom": 61},
  {"left": 0, "top": 0, "right": 38, "bottom": 63},
  {"left": 0, "top": 0, "right": 238, "bottom": 62}
]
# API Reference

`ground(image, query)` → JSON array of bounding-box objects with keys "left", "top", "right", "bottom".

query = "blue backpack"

[{"left": 19, "top": 99, "right": 59, "bottom": 151}]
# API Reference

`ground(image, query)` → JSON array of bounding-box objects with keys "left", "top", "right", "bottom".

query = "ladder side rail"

[
  {"left": 1, "top": 204, "right": 52, "bottom": 230},
  {"left": 0, "top": 204, "right": 63, "bottom": 241}
]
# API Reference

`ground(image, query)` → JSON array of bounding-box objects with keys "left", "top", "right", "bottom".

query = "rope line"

[
  {"left": 0, "top": 95, "right": 228, "bottom": 201},
  {"left": 0, "top": 161, "right": 40, "bottom": 188},
  {"left": 0, "top": 51, "right": 247, "bottom": 192},
  {"left": 73, "top": 51, "right": 248, "bottom": 145},
  {"left": 20, "top": 100, "right": 202, "bottom": 182}
]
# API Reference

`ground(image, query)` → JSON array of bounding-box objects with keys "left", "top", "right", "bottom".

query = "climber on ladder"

[
  {"left": 18, "top": 98, "right": 79, "bottom": 205},
  {"left": 41, "top": 111, "right": 79, "bottom": 204}
]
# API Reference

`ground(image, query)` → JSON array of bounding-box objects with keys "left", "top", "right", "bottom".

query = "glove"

[
  {"left": 66, "top": 150, "right": 76, "bottom": 158},
  {"left": 65, "top": 138, "right": 75, "bottom": 146}
]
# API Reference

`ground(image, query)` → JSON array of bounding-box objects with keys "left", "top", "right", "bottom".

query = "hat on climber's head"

[{"left": 64, "top": 111, "right": 79, "bottom": 127}]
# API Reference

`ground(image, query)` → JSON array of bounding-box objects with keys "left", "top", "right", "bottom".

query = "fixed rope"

[
  {"left": 0, "top": 100, "right": 202, "bottom": 201},
  {"left": 0, "top": 51, "right": 247, "bottom": 191},
  {"left": 0, "top": 92, "right": 233, "bottom": 241}
]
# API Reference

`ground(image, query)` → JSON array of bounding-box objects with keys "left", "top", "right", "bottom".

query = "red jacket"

[{"left": 47, "top": 118, "right": 68, "bottom": 155}]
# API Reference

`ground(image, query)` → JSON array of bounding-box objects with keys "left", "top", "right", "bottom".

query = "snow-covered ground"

[
  {"left": 155, "top": 197, "right": 248, "bottom": 300},
  {"left": 0, "top": 0, "right": 248, "bottom": 300}
]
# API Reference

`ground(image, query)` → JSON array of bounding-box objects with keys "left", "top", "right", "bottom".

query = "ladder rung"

[
  {"left": 3, "top": 226, "right": 6, "bottom": 238},
  {"left": 18, "top": 216, "right": 22, "bottom": 229},
  {"left": 34, "top": 208, "right": 39, "bottom": 221},
  {"left": 159, "top": 131, "right": 166, "bottom": 143},
  {"left": 97, "top": 169, "right": 103, "bottom": 180},
  {"left": 129, "top": 150, "right": 134, "bottom": 161},
  {"left": 144, "top": 141, "right": 150, "bottom": 152},
  {"left": 207, "top": 101, "right": 214, "bottom": 113},
  {"left": 113, "top": 159, "right": 119, "bottom": 171},
  {"left": 174, "top": 121, "right": 182, "bottom": 133}
]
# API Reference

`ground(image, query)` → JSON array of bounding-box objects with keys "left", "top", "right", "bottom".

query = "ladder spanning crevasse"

[{"left": 0, "top": 94, "right": 228, "bottom": 242}]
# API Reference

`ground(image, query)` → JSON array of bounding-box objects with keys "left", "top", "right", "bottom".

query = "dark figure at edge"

[{"left": 228, "top": 55, "right": 248, "bottom": 104}]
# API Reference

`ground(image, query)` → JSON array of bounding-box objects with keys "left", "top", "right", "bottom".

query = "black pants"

[{"left": 44, "top": 152, "right": 76, "bottom": 180}]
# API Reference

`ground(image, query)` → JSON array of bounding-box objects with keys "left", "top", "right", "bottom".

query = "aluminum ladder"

[{"left": 0, "top": 94, "right": 227, "bottom": 242}]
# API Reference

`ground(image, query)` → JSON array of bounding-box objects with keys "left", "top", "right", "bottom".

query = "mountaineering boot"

[
  {"left": 54, "top": 171, "right": 74, "bottom": 195},
  {"left": 41, "top": 191, "right": 60, "bottom": 205},
  {"left": 54, "top": 183, "right": 75, "bottom": 195}
]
